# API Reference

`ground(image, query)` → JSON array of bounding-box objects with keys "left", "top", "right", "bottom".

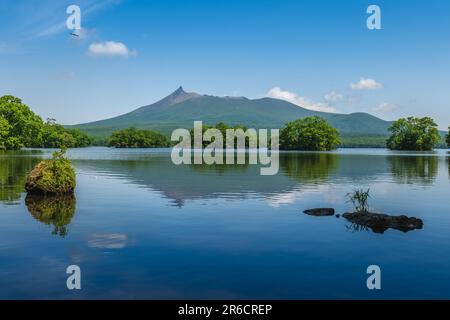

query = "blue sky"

[{"left": 0, "top": 0, "right": 449, "bottom": 128}]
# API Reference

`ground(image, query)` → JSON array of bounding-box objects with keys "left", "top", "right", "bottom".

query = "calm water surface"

[{"left": 0, "top": 148, "right": 449, "bottom": 299}]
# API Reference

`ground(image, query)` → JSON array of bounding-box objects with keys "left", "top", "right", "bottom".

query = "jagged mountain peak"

[
  {"left": 171, "top": 86, "right": 187, "bottom": 96},
  {"left": 130, "top": 86, "right": 200, "bottom": 114},
  {"left": 160, "top": 86, "right": 200, "bottom": 106}
]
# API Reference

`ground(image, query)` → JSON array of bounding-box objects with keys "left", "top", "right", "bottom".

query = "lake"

[{"left": 0, "top": 147, "right": 449, "bottom": 299}]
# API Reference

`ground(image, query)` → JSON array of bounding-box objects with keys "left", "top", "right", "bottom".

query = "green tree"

[
  {"left": 446, "top": 126, "right": 450, "bottom": 148},
  {"left": 0, "top": 116, "right": 11, "bottom": 150},
  {"left": 0, "top": 96, "right": 44, "bottom": 149},
  {"left": 387, "top": 117, "right": 440, "bottom": 151},
  {"left": 280, "top": 116, "right": 340, "bottom": 151},
  {"left": 65, "top": 128, "right": 92, "bottom": 147},
  {"left": 108, "top": 127, "right": 170, "bottom": 148},
  {"left": 0, "top": 96, "right": 92, "bottom": 149},
  {"left": 40, "top": 119, "right": 92, "bottom": 148}
]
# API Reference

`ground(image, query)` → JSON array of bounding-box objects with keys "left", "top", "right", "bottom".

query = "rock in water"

[
  {"left": 304, "top": 208, "right": 335, "bottom": 217},
  {"left": 25, "top": 151, "right": 76, "bottom": 195},
  {"left": 343, "top": 212, "right": 423, "bottom": 234}
]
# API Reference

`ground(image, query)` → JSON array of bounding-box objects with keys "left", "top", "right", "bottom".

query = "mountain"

[{"left": 70, "top": 87, "right": 392, "bottom": 138}]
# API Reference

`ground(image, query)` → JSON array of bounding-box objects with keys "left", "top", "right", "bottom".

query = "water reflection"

[
  {"left": 281, "top": 153, "right": 339, "bottom": 182},
  {"left": 390, "top": 155, "right": 438, "bottom": 185},
  {"left": 345, "top": 223, "right": 370, "bottom": 233},
  {"left": 72, "top": 152, "right": 446, "bottom": 206},
  {"left": 1, "top": 148, "right": 450, "bottom": 299},
  {"left": 0, "top": 151, "right": 42, "bottom": 204},
  {"left": 25, "top": 194, "right": 76, "bottom": 237},
  {"left": 73, "top": 153, "right": 340, "bottom": 206},
  {"left": 0, "top": 149, "right": 445, "bottom": 210},
  {"left": 192, "top": 163, "right": 250, "bottom": 175}
]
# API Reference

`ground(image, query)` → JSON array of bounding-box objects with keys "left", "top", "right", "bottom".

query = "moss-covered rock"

[{"left": 25, "top": 150, "right": 76, "bottom": 195}]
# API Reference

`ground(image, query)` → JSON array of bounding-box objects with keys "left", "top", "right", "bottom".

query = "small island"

[
  {"left": 343, "top": 189, "right": 423, "bottom": 233},
  {"left": 25, "top": 149, "right": 76, "bottom": 195}
]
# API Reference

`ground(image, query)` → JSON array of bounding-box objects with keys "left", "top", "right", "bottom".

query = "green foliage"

[
  {"left": 25, "top": 149, "right": 76, "bottom": 195},
  {"left": 189, "top": 122, "right": 253, "bottom": 148},
  {"left": 0, "top": 96, "right": 43, "bottom": 149},
  {"left": 26, "top": 194, "right": 76, "bottom": 237},
  {"left": 446, "top": 126, "right": 450, "bottom": 147},
  {"left": 280, "top": 116, "right": 340, "bottom": 151},
  {"left": 40, "top": 119, "right": 92, "bottom": 148},
  {"left": 387, "top": 117, "right": 440, "bottom": 151},
  {"left": 4, "top": 137, "right": 23, "bottom": 150},
  {"left": 347, "top": 188, "right": 371, "bottom": 213},
  {"left": 0, "top": 116, "right": 11, "bottom": 150},
  {"left": 0, "top": 96, "right": 92, "bottom": 149},
  {"left": 108, "top": 127, "right": 170, "bottom": 148}
]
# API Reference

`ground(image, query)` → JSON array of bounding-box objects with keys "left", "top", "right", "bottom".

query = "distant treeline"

[
  {"left": 106, "top": 118, "right": 349, "bottom": 151},
  {"left": 1, "top": 95, "right": 449, "bottom": 151},
  {"left": 107, "top": 117, "right": 450, "bottom": 151},
  {"left": 108, "top": 127, "right": 169, "bottom": 148}
]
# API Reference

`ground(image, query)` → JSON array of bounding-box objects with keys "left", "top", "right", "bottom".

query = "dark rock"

[
  {"left": 336, "top": 214, "right": 341, "bottom": 218},
  {"left": 304, "top": 208, "right": 335, "bottom": 217},
  {"left": 343, "top": 211, "right": 423, "bottom": 234}
]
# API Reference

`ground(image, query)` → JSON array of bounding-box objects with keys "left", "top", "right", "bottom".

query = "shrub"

[{"left": 347, "top": 188, "right": 371, "bottom": 213}]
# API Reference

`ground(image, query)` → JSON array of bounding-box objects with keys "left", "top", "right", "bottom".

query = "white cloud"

[
  {"left": 88, "top": 41, "right": 137, "bottom": 57},
  {"left": 324, "top": 91, "right": 344, "bottom": 103},
  {"left": 266, "top": 87, "right": 336, "bottom": 113},
  {"left": 350, "top": 78, "right": 383, "bottom": 90},
  {"left": 372, "top": 102, "right": 398, "bottom": 113}
]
